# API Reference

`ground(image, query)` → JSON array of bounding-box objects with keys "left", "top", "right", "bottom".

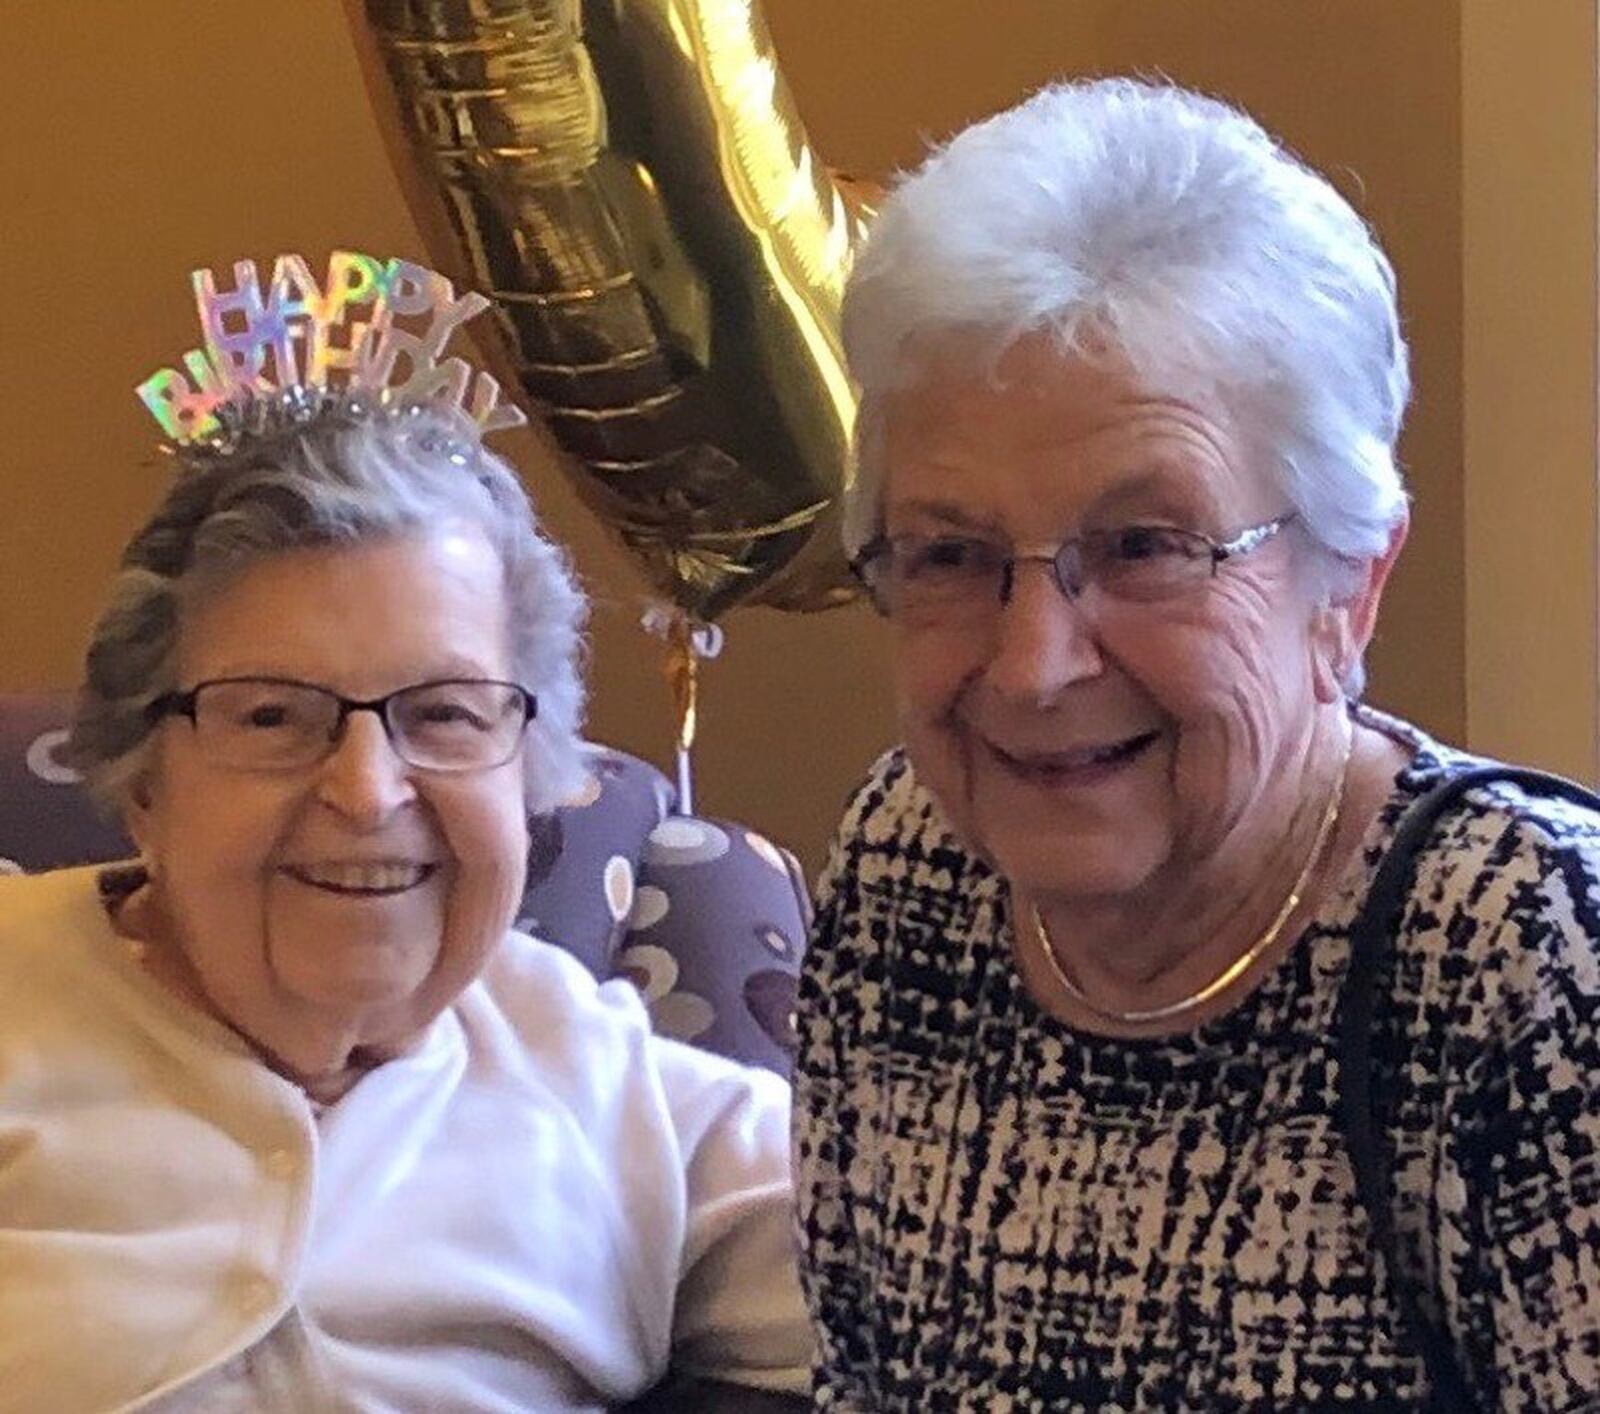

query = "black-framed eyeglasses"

[
  {"left": 851, "top": 513, "right": 1299, "bottom": 624},
  {"left": 146, "top": 677, "right": 537, "bottom": 774}
]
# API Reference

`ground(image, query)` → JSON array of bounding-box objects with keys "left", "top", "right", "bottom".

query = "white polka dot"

[
  {"left": 745, "top": 831, "right": 790, "bottom": 875},
  {"left": 652, "top": 990, "right": 715, "bottom": 1041},
  {"left": 0, "top": 858, "right": 22, "bottom": 876},
  {"left": 627, "top": 884, "right": 670, "bottom": 931},
  {"left": 560, "top": 773, "right": 603, "bottom": 809},
  {"left": 653, "top": 818, "right": 712, "bottom": 848},
  {"left": 603, "top": 856, "right": 635, "bottom": 922},
  {"left": 615, "top": 943, "right": 679, "bottom": 1001},
  {"left": 645, "top": 818, "right": 730, "bottom": 866},
  {"left": 26, "top": 728, "right": 79, "bottom": 785}
]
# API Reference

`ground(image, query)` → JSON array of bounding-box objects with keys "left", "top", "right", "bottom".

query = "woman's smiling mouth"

[
  {"left": 280, "top": 861, "right": 440, "bottom": 896},
  {"left": 985, "top": 730, "right": 1162, "bottom": 785}
]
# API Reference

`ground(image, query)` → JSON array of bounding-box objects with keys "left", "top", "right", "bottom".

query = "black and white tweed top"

[{"left": 794, "top": 712, "right": 1600, "bottom": 1411}]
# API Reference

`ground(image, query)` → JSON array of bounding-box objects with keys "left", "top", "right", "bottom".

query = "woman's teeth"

[
  {"left": 284, "top": 862, "right": 435, "bottom": 895},
  {"left": 1000, "top": 731, "right": 1159, "bottom": 772}
]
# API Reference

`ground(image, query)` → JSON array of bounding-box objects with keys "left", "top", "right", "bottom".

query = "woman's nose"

[
  {"left": 983, "top": 560, "right": 1104, "bottom": 704},
  {"left": 313, "top": 711, "right": 418, "bottom": 825}
]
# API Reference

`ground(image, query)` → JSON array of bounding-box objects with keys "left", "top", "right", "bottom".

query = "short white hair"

[
  {"left": 842, "top": 78, "right": 1411, "bottom": 566},
  {"left": 70, "top": 410, "right": 588, "bottom": 815}
]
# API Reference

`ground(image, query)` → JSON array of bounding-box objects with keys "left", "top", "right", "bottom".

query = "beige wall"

[
  {"left": 1, "top": 2, "right": 1576, "bottom": 873},
  {"left": 1461, "top": 1, "right": 1599, "bottom": 781}
]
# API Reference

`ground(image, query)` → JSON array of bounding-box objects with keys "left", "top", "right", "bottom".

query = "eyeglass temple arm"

[{"left": 1215, "top": 514, "right": 1295, "bottom": 563}]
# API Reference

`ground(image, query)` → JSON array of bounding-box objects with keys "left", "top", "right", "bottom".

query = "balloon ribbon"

[{"left": 643, "top": 606, "right": 723, "bottom": 814}]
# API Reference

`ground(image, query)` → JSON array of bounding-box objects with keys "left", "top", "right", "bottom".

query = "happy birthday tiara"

[{"left": 136, "top": 250, "right": 525, "bottom": 457}]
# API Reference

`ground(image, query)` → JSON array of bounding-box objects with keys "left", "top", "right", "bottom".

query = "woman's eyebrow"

[
  {"left": 1083, "top": 468, "right": 1215, "bottom": 521},
  {"left": 884, "top": 498, "right": 1001, "bottom": 533},
  {"left": 886, "top": 475, "right": 1220, "bottom": 538},
  {"left": 189, "top": 658, "right": 503, "bottom": 688},
  {"left": 413, "top": 657, "right": 502, "bottom": 681}
]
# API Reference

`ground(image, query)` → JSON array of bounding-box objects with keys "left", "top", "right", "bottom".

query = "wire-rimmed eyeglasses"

[{"left": 852, "top": 513, "right": 1298, "bottom": 624}]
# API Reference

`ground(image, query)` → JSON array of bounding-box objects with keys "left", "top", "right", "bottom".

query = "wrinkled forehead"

[
  {"left": 880, "top": 313, "right": 1238, "bottom": 400},
  {"left": 878, "top": 330, "right": 1277, "bottom": 532}
]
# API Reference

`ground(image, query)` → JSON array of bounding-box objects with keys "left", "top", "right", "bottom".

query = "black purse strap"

[{"left": 1335, "top": 763, "right": 1600, "bottom": 1411}]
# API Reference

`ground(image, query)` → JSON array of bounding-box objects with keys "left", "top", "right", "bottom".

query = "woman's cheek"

[
  {"left": 893, "top": 649, "right": 972, "bottom": 800},
  {"left": 1107, "top": 626, "right": 1265, "bottom": 848},
  {"left": 1165, "top": 616, "right": 1317, "bottom": 852},
  {"left": 450, "top": 790, "right": 530, "bottom": 934}
]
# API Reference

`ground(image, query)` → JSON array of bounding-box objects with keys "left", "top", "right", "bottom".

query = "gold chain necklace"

[{"left": 1030, "top": 740, "right": 1350, "bottom": 1027}]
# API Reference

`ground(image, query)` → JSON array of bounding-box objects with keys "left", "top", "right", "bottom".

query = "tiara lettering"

[{"left": 137, "top": 250, "right": 525, "bottom": 447}]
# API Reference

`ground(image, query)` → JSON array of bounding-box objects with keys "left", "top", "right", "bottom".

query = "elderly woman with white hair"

[
  {"left": 0, "top": 256, "right": 810, "bottom": 1411},
  {"left": 794, "top": 80, "right": 1600, "bottom": 1411}
]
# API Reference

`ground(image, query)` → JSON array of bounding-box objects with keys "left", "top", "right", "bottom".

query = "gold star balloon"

[{"left": 344, "top": 0, "right": 871, "bottom": 628}]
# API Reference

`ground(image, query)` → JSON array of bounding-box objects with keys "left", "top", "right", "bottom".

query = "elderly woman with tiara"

[
  {"left": 0, "top": 252, "right": 810, "bottom": 1411},
  {"left": 794, "top": 80, "right": 1600, "bottom": 1411}
]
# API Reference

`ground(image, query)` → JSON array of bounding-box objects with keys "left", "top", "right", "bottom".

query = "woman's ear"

[
  {"left": 1309, "top": 513, "right": 1409, "bottom": 704},
  {"left": 122, "top": 768, "right": 158, "bottom": 863}
]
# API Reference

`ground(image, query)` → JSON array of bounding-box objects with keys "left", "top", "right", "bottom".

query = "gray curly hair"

[
  {"left": 68, "top": 410, "right": 588, "bottom": 814},
  {"left": 842, "top": 78, "right": 1411, "bottom": 572}
]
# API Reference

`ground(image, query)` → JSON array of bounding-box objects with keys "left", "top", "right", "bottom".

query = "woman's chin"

[
  {"left": 960, "top": 760, "right": 1168, "bottom": 900},
  {"left": 986, "top": 832, "right": 1165, "bottom": 905},
  {"left": 270, "top": 938, "right": 438, "bottom": 1015}
]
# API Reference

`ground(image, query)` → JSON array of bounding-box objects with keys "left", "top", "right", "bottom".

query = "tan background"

[{"left": 2, "top": 2, "right": 1593, "bottom": 871}]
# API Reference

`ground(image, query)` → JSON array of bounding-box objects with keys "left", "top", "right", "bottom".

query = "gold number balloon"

[{"left": 345, "top": 0, "right": 869, "bottom": 623}]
